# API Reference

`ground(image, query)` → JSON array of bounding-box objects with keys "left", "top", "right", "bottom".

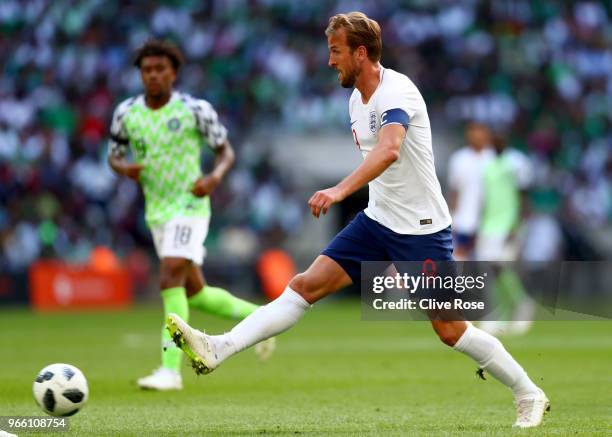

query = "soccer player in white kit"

[
  {"left": 167, "top": 12, "right": 549, "bottom": 428},
  {"left": 447, "top": 122, "right": 494, "bottom": 260}
]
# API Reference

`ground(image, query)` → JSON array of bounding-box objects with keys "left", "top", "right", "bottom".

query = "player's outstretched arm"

[
  {"left": 191, "top": 139, "right": 235, "bottom": 197},
  {"left": 308, "top": 124, "right": 405, "bottom": 218}
]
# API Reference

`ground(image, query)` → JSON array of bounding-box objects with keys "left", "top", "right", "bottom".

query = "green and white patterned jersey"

[
  {"left": 480, "top": 149, "right": 532, "bottom": 237},
  {"left": 108, "top": 91, "right": 227, "bottom": 227}
]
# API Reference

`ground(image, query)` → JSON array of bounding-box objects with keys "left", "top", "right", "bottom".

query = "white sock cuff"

[
  {"left": 452, "top": 322, "right": 474, "bottom": 352},
  {"left": 454, "top": 323, "right": 502, "bottom": 366},
  {"left": 281, "top": 286, "right": 311, "bottom": 309}
]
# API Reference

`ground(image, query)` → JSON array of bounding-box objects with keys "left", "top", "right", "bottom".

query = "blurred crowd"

[{"left": 0, "top": 0, "right": 611, "bottom": 274}]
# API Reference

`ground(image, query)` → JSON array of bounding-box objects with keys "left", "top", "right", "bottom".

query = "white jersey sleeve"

[
  {"left": 376, "top": 78, "right": 418, "bottom": 128},
  {"left": 183, "top": 94, "right": 228, "bottom": 149},
  {"left": 108, "top": 97, "right": 137, "bottom": 158}
]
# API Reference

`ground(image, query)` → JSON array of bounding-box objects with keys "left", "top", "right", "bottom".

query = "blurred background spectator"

[{"left": 1, "top": 0, "right": 610, "bottom": 297}]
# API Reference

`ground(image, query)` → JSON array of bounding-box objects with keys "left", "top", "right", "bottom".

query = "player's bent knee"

[
  {"left": 289, "top": 273, "right": 312, "bottom": 296},
  {"left": 289, "top": 272, "right": 328, "bottom": 302},
  {"left": 433, "top": 323, "right": 463, "bottom": 347},
  {"left": 438, "top": 332, "right": 460, "bottom": 347}
]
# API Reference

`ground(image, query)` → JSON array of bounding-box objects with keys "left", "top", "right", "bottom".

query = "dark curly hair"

[{"left": 133, "top": 39, "right": 184, "bottom": 71}]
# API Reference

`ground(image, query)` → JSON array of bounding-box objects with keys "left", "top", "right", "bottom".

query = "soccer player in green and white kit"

[
  {"left": 475, "top": 132, "right": 534, "bottom": 336},
  {"left": 108, "top": 40, "right": 275, "bottom": 390}
]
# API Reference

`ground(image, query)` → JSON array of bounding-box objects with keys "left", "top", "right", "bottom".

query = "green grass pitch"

[{"left": 1, "top": 300, "right": 610, "bottom": 436}]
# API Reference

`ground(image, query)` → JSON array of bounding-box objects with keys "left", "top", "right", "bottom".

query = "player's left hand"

[
  {"left": 308, "top": 186, "right": 345, "bottom": 218},
  {"left": 191, "top": 175, "right": 221, "bottom": 197}
]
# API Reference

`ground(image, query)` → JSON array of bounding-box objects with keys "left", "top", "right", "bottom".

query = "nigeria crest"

[{"left": 167, "top": 117, "right": 181, "bottom": 131}]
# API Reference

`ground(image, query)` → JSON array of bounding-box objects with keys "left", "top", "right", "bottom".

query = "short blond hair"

[{"left": 325, "top": 12, "right": 382, "bottom": 62}]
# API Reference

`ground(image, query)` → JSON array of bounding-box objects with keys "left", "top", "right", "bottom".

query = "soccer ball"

[{"left": 32, "top": 363, "right": 89, "bottom": 416}]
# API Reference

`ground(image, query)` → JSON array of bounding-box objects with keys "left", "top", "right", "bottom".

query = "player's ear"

[{"left": 356, "top": 45, "right": 367, "bottom": 61}]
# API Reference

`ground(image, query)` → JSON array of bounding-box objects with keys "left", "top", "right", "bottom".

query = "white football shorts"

[
  {"left": 151, "top": 216, "right": 210, "bottom": 265},
  {"left": 474, "top": 233, "right": 519, "bottom": 262}
]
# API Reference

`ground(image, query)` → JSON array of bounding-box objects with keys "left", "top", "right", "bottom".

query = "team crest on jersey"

[
  {"left": 167, "top": 118, "right": 181, "bottom": 131},
  {"left": 369, "top": 111, "right": 377, "bottom": 133}
]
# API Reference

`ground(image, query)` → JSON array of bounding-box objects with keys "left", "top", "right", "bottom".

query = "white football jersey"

[
  {"left": 447, "top": 146, "right": 494, "bottom": 234},
  {"left": 349, "top": 67, "right": 451, "bottom": 235}
]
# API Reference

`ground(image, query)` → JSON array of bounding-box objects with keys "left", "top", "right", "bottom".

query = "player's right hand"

[
  {"left": 308, "top": 186, "right": 344, "bottom": 218},
  {"left": 122, "top": 163, "right": 144, "bottom": 182}
]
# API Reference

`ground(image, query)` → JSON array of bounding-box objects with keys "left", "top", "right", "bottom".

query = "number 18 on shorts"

[{"left": 152, "top": 216, "right": 210, "bottom": 265}]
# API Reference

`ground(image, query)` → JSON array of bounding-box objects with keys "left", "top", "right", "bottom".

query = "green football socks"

[
  {"left": 494, "top": 269, "right": 528, "bottom": 320},
  {"left": 161, "top": 287, "right": 189, "bottom": 371},
  {"left": 188, "top": 285, "right": 259, "bottom": 320}
]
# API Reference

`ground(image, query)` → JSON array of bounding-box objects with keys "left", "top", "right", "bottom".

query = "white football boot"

[
  {"left": 255, "top": 337, "right": 276, "bottom": 361},
  {"left": 137, "top": 367, "right": 182, "bottom": 391},
  {"left": 0, "top": 431, "right": 18, "bottom": 437},
  {"left": 513, "top": 388, "right": 550, "bottom": 428},
  {"left": 166, "top": 313, "right": 220, "bottom": 375}
]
